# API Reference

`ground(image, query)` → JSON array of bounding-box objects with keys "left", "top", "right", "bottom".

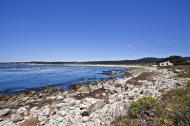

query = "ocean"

[{"left": 0, "top": 64, "right": 126, "bottom": 94}]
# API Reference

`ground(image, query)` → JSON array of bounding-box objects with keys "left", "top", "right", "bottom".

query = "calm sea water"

[{"left": 0, "top": 64, "right": 125, "bottom": 94}]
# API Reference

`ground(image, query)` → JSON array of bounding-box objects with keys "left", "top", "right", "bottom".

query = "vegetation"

[
  {"left": 175, "top": 104, "right": 190, "bottom": 126},
  {"left": 176, "top": 72, "right": 190, "bottom": 78},
  {"left": 113, "top": 85, "right": 190, "bottom": 126},
  {"left": 128, "top": 96, "right": 156, "bottom": 118},
  {"left": 159, "top": 56, "right": 188, "bottom": 66}
]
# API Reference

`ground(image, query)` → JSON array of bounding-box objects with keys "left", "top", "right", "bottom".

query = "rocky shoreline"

[{"left": 0, "top": 66, "right": 188, "bottom": 126}]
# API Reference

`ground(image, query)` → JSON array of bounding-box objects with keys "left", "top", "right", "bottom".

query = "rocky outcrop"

[{"left": 102, "top": 70, "right": 118, "bottom": 75}]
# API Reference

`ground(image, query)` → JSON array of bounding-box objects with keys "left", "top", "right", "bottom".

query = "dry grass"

[
  {"left": 112, "top": 117, "right": 161, "bottom": 126},
  {"left": 176, "top": 72, "right": 190, "bottom": 78},
  {"left": 127, "top": 72, "right": 160, "bottom": 86},
  {"left": 175, "top": 65, "right": 190, "bottom": 72},
  {"left": 135, "top": 72, "right": 160, "bottom": 81}
]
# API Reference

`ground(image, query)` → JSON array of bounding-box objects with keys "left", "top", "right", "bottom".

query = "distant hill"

[
  {"left": 184, "top": 57, "right": 190, "bottom": 61},
  {"left": 2, "top": 56, "right": 189, "bottom": 65},
  {"left": 8, "top": 57, "right": 163, "bottom": 65},
  {"left": 80, "top": 57, "right": 162, "bottom": 65}
]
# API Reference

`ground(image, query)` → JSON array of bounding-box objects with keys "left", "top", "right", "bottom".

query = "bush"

[
  {"left": 187, "top": 81, "right": 190, "bottom": 87},
  {"left": 128, "top": 96, "right": 156, "bottom": 118},
  {"left": 175, "top": 103, "right": 190, "bottom": 126}
]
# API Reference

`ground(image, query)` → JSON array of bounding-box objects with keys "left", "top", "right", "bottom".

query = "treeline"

[
  {"left": 159, "top": 56, "right": 190, "bottom": 66},
  {"left": 3, "top": 56, "right": 190, "bottom": 66},
  {"left": 80, "top": 57, "right": 162, "bottom": 65},
  {"left": 81, "top": 56, "right": 190, "bottom": 66}
]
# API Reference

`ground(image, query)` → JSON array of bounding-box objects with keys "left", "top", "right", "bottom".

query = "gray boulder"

[{"left": 0, "top": 108, "right": 10, "bottom": 117}]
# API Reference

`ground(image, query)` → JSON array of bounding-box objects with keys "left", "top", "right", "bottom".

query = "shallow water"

[{"left": 0, "top": 64, "right": 126, "bottom": 93}]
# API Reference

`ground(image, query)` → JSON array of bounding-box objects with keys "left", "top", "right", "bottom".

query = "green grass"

[{"left": 128, "top": 96, "right": 156, "bottom": 118}]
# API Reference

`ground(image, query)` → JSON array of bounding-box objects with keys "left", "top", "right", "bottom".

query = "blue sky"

[{"left": 0, "top": 0, "right": 190, "bottom": 62}]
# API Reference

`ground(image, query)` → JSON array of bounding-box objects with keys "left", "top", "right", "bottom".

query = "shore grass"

[
  {"left": 128, "top": 96, "right": 156, "bottom": 118},
  {"left": 176, "top": 72, "right": 190, "bottom": 78},
  {"left": 113, "top": 84, "right": 190, "bottom": 126}
]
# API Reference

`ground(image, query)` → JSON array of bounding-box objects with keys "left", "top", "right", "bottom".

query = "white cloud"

[{"left": 127, "top": 44, "right": 134, "bottom": 48}]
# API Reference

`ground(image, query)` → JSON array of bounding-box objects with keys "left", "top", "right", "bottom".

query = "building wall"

[{"left": 159, "top": 61, "right": 173, "bottom": 66}]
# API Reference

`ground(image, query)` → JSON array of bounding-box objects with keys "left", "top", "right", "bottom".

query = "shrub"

[
  {"left": 175, "top": 103, "right": 190, "bottom": 126},
  {"left": 187, "top": 81, "right": 190, "bottom": 87},
  {"left": 128, "top": 96, "right": 156, "bottom": 118}
]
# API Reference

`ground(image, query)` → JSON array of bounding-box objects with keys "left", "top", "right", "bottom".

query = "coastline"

[
  {"left": 0, "top": 66, "right": 188, "bottom": 126},
  {"left": 0, "top": 64, "right": 127, "bottom": 95}
]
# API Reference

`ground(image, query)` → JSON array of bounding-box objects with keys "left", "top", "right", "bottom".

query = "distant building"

[{"left": 159, "top": 61, "right": 174, "bottom": 67}]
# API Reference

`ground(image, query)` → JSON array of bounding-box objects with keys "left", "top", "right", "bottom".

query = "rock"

[
  {"left": 56, "top": 116, "right": 64, "bottom": 122},
  {"left": 70, "top": 106, "right": 74, "bottom": 110},
  {"left": 38, "top": 93, "right": 43, "bottom": 98},
  {"left": 102, "top": 93, "right": 106, "bottom": 97},
  {"left": 63, "top": 97, "right": 76, "bottom": 106},
  {"left": 140, "top": 90, "right": 144, "bottom": 94},
  {"left": 38, "top": 115, "right": 47, "bottom": 122},
  {"left": 21, "top": 97, "right": 29, "bottom": 101},
  {"left": 56, "top": 95, "right": 64, "bottom": 100},
  {"left": 108, "top": 99, "right": 114, "bottom": 104},
  {"left": 17, "top": 107, "right": 27, "bottom": 116},
  {"left": 70, "top": 84, "right": 82, "bottom": 91},
  {"left": 0, "top": 108, "right": 10, "bottom": 116},
  {"left": 79, "top": 104, "right": 87, "bottom": 109},
  {"left": 20, "top": 117, "right": 40, "bottom": 126},
  {"left": 82, "top": 116, "right": 89, "bottom": 122},
  {"left": 115, "top": 94, "right": 123, "bottom": 101},
  {"left": 75, "top": 100, "right": 81, "bottom": 105},
  {"left": 10, "top": 113, "right": 23, "bottom": 122},
  {"left": 46, "top": 96, "right": 56, "bottom": 100},
  {"left": 60, "top": 110, "right": 66, "bottom": 117},
  {"left": 86, "top": 101, "right": 106, "bottom": 113},
  {"left": 102, "top": 70, "right": 118, "bottom": 75},
  {"left": 41, "top": 105, "right": 50, "bottom": 116},
  {"left": 0, "top": 120, "right": 16, "bottom": 126},
  {"left": 81, "top": 111, "right": 90, "bottom": 117},
  {"left": 30, "top": 106, "right": 40, "bottom": 116},
  {"left": 55, "top": 103, "right": 67, "bottom": 108}
]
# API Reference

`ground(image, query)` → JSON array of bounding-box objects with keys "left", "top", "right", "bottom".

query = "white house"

[{"left": 159, "top": 61, "right": 173, "bottom": 67}]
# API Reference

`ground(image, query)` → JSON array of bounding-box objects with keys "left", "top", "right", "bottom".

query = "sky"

[{"left": 0, "top": 0, "right": 190, "bottom": 62}]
